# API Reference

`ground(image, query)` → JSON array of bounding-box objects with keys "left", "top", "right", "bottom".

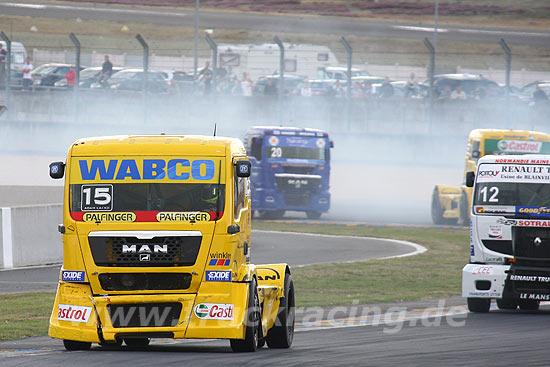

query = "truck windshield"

[
  {"left": 70, "top": 183, "right": 225, "bottom": 213},
  {"left": 473, "top": 162, "right": 550, "bottom": 217},
  {"left": 264, "top": 136, "right": 328, "bottom": 161}
]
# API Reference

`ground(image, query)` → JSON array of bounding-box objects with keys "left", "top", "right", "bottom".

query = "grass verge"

[
  {"left": 0, "top": 223, "right": 467, "bottom": 340},
  {"left": 253, "top": 222, "right": 468, "bottom": 307},
  {"left": 0, "top": 292, "right": 55, "bottom": 341}
]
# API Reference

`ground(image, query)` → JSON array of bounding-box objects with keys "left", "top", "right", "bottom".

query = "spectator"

[
  {"left": 241, "top": 72, "right": 252, "bottom": 97},
  {"left": 473, "top": 87, "right": 487, "bottom": 100},
  {"left": 439, "top": 85, "right": 452, "bottom": 99},
  {"left": 65, "top": 66, "right": 76, "bottom": 87},
  {"left": 21, "top": 56, "right": 33, "bottom": 91},
  {"left": 451, "top": 85, "right": 467, "bottom": 100},
  {"left": 300, "top": 80, "right": 312, "bottom": 97},
  {"left": 405, "top": 72, "right": 418, "bottom": 97},
  {"left": 378, "top": 77, "right": 394, "bottom": 98},
  {"left": 332, "top": 80, "right": 344, "bottom": 97},
  {"left": 231, "top": 79, "right": 243, "bottom": 96},
  {"left": 533, "top": 85, "right": 549, "bottom": 105},
  {"left": 0, "top": 43, "right": 6, "bottom": 86},
  {"left": 101, "top": 55, "right": 113, "bottom": 81},
  {"left": 264, "top": 78, "right": 277, "bottom": 96},
  {"left": 199, "top": 61, "right": 213, "bottom": 95}
]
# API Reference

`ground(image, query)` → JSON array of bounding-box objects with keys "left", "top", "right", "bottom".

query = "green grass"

[
  {"left": 253, "top": 222, "right": 468, "bottom": 307},
  {"left": 0, "top": 292, "right": 55, "bottom": 340}
]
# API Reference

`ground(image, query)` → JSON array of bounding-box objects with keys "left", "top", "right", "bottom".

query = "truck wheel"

[
  {"left": 63, "top": 339, "right": 92, "bottom": 351},
  {"left": 458, "top": 192, "right": 470, "bottom": 227},
  {"left": 306, "top": 211, "right": 322, "bottom": 220},
  {"left": 496, "top": 299, "right": 517, "bottom": 310},
  {"left": 431, "top": 188, "right": 445, "bottom": 225},
  {"left": 230, "top": 278, "right": 260, "bottom": 352},
  {"left": 518, "top": 299, "right": 540, "bottom": 311},
  {"left": 124, "top": 338, "right": 150, "bottom": 347},
  {"left": 266, "top": 274, "right": 295, "bottom": 349},
  {"left": 467, "top": 298, "right": 490, "bottom": 313}
]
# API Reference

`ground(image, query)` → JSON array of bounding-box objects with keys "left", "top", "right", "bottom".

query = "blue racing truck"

[{"left": 244, "top": 126, "right": 333, "bottom": 219}]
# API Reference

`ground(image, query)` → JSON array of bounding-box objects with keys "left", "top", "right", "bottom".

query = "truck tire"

[
  {"left": 518, "top": 299, "right": 540, "bottom": 311},
  {"left": 230, "top": 278, "right": 260, "bottom": 352},
  {"left": 266, "top": 274, "right": 295, "bottom": 349},
  {"left": 63, "top": 339, "right": 92, "bottom": 351},
  {"left": 306, "top": 211, "right": 322, "bottom": 220},
  {"left": 124, "top": 338, "right": 150, "bottom": 347},
  {"left": 458, "top": 192, "right": 469, "bottom": 227},
  {"left": 431, "top": 188, "right": 445, "bottom": 225},
  {"left": 496, "top": 299, "right": 517, "bottom": 310},
  {"left": 467, "top": 298, "right": 490, "bottom": 313}
]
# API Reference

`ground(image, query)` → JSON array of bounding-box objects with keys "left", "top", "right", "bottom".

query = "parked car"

[
  {"left": 96, "top": 69, "right": 171, "bottom": 93},
  {"left": 252, "top": 74, "right": 305, "bottom": 95},
  {"left": 32, "top": 63, "right": 85, "bottom": 87},
  {"left": 319, "top": 66, "right": 370, "bottom": 80},
  {"left": 0, "top": 41, "right": 27, "bottom": 71},
  {"left": 54, "top": 66, "right": 123, "bottom": 88},
  {"left": 430, "top": 74, "right": 501, "bottom": 98},
  {"left": 305, "top": 79, "right": 338, "bottom": 96},
  {"left": 172, "top": 71, "right": 195, "bottom": 94}
]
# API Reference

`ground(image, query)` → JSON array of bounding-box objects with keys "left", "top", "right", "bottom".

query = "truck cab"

[
  {"left": 463, "top": 154, "right": 550, "bottom": 312},
  {"left": 432, "top": 129, "right": 550, "bottom": 226},
  {"left": 244, "top": 126, "right": 332, "bottom": 219},
  {"left": 48, "top": 135, "right": 294, "bottom": 352}
]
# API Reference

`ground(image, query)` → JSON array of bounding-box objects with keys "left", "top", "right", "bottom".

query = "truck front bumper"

[{"left": 462, "top": 263, "right": 508, "bottom": 299}]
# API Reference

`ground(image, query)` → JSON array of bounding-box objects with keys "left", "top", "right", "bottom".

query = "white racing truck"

[{"left": 463, "top": 154, "right": 550, "bottom": 312}]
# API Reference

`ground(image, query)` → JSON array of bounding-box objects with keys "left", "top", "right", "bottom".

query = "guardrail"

[{"left": 0, "top": 204, "right": 62, "bottom": 269}]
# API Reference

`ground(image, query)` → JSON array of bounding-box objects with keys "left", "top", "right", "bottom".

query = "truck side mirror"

[
  {"left": 465, "top": 171, "right": 475, "bottom": 187},
  {"left": 330, "top": 140, "right": 334, "bottom": 148},
  {"left": 49, "top": 162, "right": 65, "bottom": 179},
  {"left": 236, "top": 160, "right": 251, "bottom": 178}
]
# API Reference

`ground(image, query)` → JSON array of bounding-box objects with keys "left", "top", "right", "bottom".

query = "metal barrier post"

[
  {"left": 135, "top": 34, "right": 149, "bottom": 124},
  {"left": 0, "top": 31, "right": 11, "bottom": 120},
  {"left": 340, "top": 37, "right": 352, "bottom": 131},
  {"left": 424, "top": 37, "right": 435, "bottom": 133},
  {"left": 69, "top": 33, "right": 80, "bottom": 123},
  {"left": 274, "top": 36, "right": 285, "bottom": 124},
  {"left": 205, "top": 33, "right": 218, "bottom": 94},
  {"left": 499, "top": 39, "right": 511, "bottom": 100}
]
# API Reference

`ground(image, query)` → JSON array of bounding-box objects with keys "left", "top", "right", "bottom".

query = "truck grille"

[
  {"left": 284, "top": 193, "right": 310, "bottom": 207},
  {"left": 108, "top": 303, "right": 181, "bottom": 328},
  {"left": 99, "top": 273, "right": 192, "bottom": 291},
  {"left": 89, "top": 236, "right": 201, "bottom": 267},
  {"left": 512, "top": 227, "right": 550, "bottom": 260}
]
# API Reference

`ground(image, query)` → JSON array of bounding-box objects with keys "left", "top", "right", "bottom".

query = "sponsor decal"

[
  {"left": 257, "top": 267, "right": 281, "bottom": 281},
  {"left": 83, "top": 212, "right": 136, "bottom": 223},
  {"left": 519, "top": 293, "right": 550, "bottom": 301},
  {"left": 478, "top": 170, "right": 500, "bottom": 178},
  {"left": 268, "top": 136, "right": 279, "bottom": 146},
  {"left": 62, "top": 271, "right": 85, "bottom": 282},
  {"left": 205, "top": 271, "right": 232, "bottom": 282},
  {"left": 496, "top": 218, "right": 517, "bottom": 226},
  {"left": 57, "top": 304, "right": 92, "bottom": 323},
  {"left": 474, "top": 205, "right": 515, "bottom": 214},
  {"left": 488, "top": 224, "right": 503, "bottom": 239},
  {"left": 122, "top": 244, "right": 168, "bottom": 254},
  {"left": 495, "top": 158, "right": 550, "bottom": 164},
  {"left": 209, "top": 252, "right": 231, "bottom": 266},
  {"left": 517, "top": 206, "right": 550, "bottom": 217},
  {"left": 469, "top": 291, "right": 501, "bottom": 297},
  {"left": 516, "top": 220, "right": 550, "bottom": 227},
  {"left": 194, "top": 303, "right": 233, "bottom": 320},
  {"left": 485, "top": 257, "right": 503, "bottom": 263},
  {"left": 472, "top": 266, "right": 493, "bottom": 275},
  {"left": 316, "top": 138, "right": 326, "bottom": 148},
  {"left": 497, "top": 140, "right": 542, "bottom": 153},
  {"left": 511, "top": 275, "right": 550, "bottom": 282},
  {"left": 77, "top": 158, "right": 218, "bottom": 182},
  {"left": 156, "top": 212, "right": 211, "bottom": 222}
]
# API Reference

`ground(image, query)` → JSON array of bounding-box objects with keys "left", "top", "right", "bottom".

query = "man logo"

[
  {"left": 534, "top": 237, "right": 543, "bottom": 247},
  {"left": 139, "top": 253, "right": 151, "bottom": 261}
]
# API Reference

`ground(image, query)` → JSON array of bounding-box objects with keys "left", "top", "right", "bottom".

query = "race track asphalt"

[
  {"left": 2, "top": 302, "right": 550, "bottom": 366},
  {"left": 1, "top": 1, "right": 549, "bottom": 46}
]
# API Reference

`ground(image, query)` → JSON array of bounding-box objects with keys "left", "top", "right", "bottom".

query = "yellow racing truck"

[
  {"left": 431, "top": 129, "right": 550, "bottom": 226},
  {"left": 48, "top": 135, "right": 294, "bottom": 352}
]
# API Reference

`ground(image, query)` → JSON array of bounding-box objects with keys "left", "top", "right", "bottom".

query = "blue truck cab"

[{"left": 244, "top": 126, "right": 333, "bottom": 219}]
